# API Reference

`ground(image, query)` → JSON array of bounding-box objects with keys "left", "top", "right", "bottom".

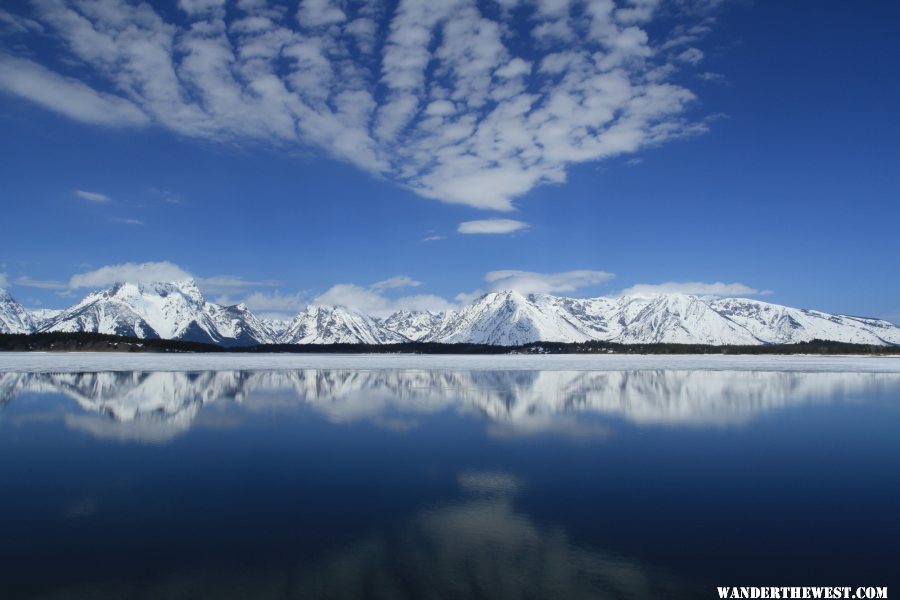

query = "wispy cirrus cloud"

[
  {"left": 75, "top": 190, "right": 111, "bottom": 203},
  {"left": 195, "top": 275, "right": 282, "bottom": 294},
  {"left": 0, "top": 55, "right": 148, "bottom": 127},
  {"left": 676, "top": 47, "right": 704, "bottom": 65},
  {"left": 618, "top": 281, "right": 769, "bottom": 296},
  {"left": 0, "top": 0, "right": 721, "bottom": 211},
  {"left": 15, "top": 276, "right": 68, "bottom": 290},
  {"left": 0, "top": 8, "right": 43, "bottom": 34},
  {"left": 485, "top": 269, "right": 615, "bottom": 294},
  {"left": 371, "top": 276, "right": 422, "bottom": 291},
  {"left": 458, "top": 219, "right": 529, "bottom": 235}
]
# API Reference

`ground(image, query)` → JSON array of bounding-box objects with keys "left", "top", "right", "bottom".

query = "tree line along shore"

[{"left": 0, "top": 332, "right": 897, "bottom": 355}]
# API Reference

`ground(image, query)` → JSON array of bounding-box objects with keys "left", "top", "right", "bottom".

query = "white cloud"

[
  {"left": 314, "top": 283, "right": 455, "bottom": 318},
  {"left": 69, "top": 261, "right": 193, "bottom": 288},
  {"left": 0, "top": 272, "right": 7, "bottom": 288},
  {"left": 216, "top": 290, "right": 308, "bottom": 320},
  {"left": 0, "top": 0, "right": 722, "bottom": 210},
  {"left": 676, "top": 47, "right": 704, "bottom": 65},
  {"left": 297, "top": 0, "right": 346, "bottom": 28},
  {"left": 422, "top": 235, "right": 446, "bottom": 242},
  {"left": 311, "top": 275, "right": 457, "bottom": 317},
  {"left": 618, "top": 281, "right": 767, "bottom": 297},
  {"left": 616, "top": 0, "right": 662, "bottom": 24},
  {"left": 0, "top": 55, "right": 148, "bottom": 127},
  {"left": 454, "top": 289, "right": 485, "bottom": 304},
  {"left": 485, "top": 270, "right": 615, "bottom": 294},
  {"left": 178, "top": 0, "right": 226, "bottom": 16},
  {"left": 75, "top": 190, "right": 110, "bottom": 202},
  {"left": 458, "top": 219, "right": 529, "bottom": 235},
  {"left": 67, "top": 261, "right": 285, "bottom": 294}
]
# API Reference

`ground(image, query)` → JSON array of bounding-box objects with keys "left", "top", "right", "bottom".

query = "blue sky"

[{"left": 0, "top": 0, "right": 898, "bottom": 321}]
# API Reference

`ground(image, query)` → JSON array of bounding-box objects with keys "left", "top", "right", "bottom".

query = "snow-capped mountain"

[
  {"left": 8, "top": 280, "right": 900, "bottom": 346},
  {"left": 38, "top": 280, "right": 273, "bottom": 346},
  {"left": 708, "top": 297, "right": 900, "bottom": 346},
  {"left": 595, "top": 293, "right": 763, "bottom": 345},
  {"left": 0, "top": 288, "right": 34, "bottom": 334},
  {"left": 431, "top": 291, "right": 594, "bottom": 345},
  {"left": 279, "top": 305, "right": 409, "bottom": 344},
  {"left": 410, "top": 291, "right": 900, "bottom": 346},
  {"left": 424, "top": 291, "right": 767, "bottom": 346},
  {"left": 381, "top": 309, "right": 446, "bottom": 341}
]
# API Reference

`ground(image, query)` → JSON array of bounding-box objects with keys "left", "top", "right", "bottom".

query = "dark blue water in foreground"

[{"left": 1, "top": 368, "right": 899, "bottom": 599}]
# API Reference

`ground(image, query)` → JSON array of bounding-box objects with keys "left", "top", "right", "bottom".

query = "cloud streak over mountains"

[
  {"left": 0, "top": 0, "right": 717, "bottom": 210},
  {"left": 7, "top": 261, "right": 765, "bottom": 320},
  {"left": 617, "top": 281, "right": 769, "bottom": 296}
]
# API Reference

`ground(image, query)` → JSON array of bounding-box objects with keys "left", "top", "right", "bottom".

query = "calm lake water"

[{"left": 1, "top": 355, "right": 899, "bottom": 599}]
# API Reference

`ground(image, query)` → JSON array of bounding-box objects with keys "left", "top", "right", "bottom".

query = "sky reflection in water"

[{"left": 1, "top": 367, "right": 899, "bottom": 599}]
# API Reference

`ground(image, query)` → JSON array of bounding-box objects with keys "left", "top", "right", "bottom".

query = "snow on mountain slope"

[
  {"left": 603, "top": 294, "right": 762, "bottom": 345},
  {"left": 0, "top": 288, "right": 35, "bottom": 334},
  {"left": 13, "top": 281, "right": 900, "bottom": 347},
  {"left": 39, "top": 280, "right": 273, "bottom": 346},
  {"left": 26, "top": 308, "right": 63, "bottom": 329},
  {"left": 382, "top": 310, "right": 447, "bottom": 341},
  {"left": 429, "top": 292, "right": 899, "bottom": 346},
  {"left": 432, "top": 291, "right": 595, "bottom": 345},
  {"left": 279, "top": 305, "right": 409, "bottom": 344},
  {"left": 259, "top": 318, "right": 291, "bottom": 340},
  {"left": 709, "top": 297, "right": 900, "bottom": 345},
  {"left": 205, "top": 302, "right": 276, "bottom": 346}
]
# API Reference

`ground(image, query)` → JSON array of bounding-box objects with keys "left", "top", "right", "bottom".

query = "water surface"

[{"left": 1, "top": 356, "right": 899, "bottom": 598}]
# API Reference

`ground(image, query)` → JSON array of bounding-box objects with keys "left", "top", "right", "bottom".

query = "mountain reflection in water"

[
  {"left": 2, "top": 368, "right": 898, "bottom": 442},
  {"left": 2, "top": 366, "right": 899, "bottom": 598}
]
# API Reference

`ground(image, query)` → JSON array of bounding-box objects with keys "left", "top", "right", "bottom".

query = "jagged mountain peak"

[
  {"left": 101, "top": 278, "right": 203, "bottom": 301},
  {"left": 280, "top": 304, "right": 408, "bottom": 345},
  {"left": 608, "top": 293, "right": 762, "bottom": 345},
  {"left": 433, "top": 290, "right": 593, "bottom": 346},
  {"left": 10, "top": 282, "right": 900, "bottom": 347},
  {"left": 38, "top": 279, "right": 272, "bottom": 346},
  {"left": 0, "top": 288, "right": 35, "bottom": 334},
  {"left": 382, "top": 308, "right": 447, "bottom": 342}
]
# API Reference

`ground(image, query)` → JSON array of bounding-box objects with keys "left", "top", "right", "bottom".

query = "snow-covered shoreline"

[{"left": 1, "top": 352, "right": 899, "bottom": 373}]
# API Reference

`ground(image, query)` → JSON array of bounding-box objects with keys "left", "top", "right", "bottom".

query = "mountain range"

[{"left": 2, "top": 280, "right": 899, "bottom": 346}]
